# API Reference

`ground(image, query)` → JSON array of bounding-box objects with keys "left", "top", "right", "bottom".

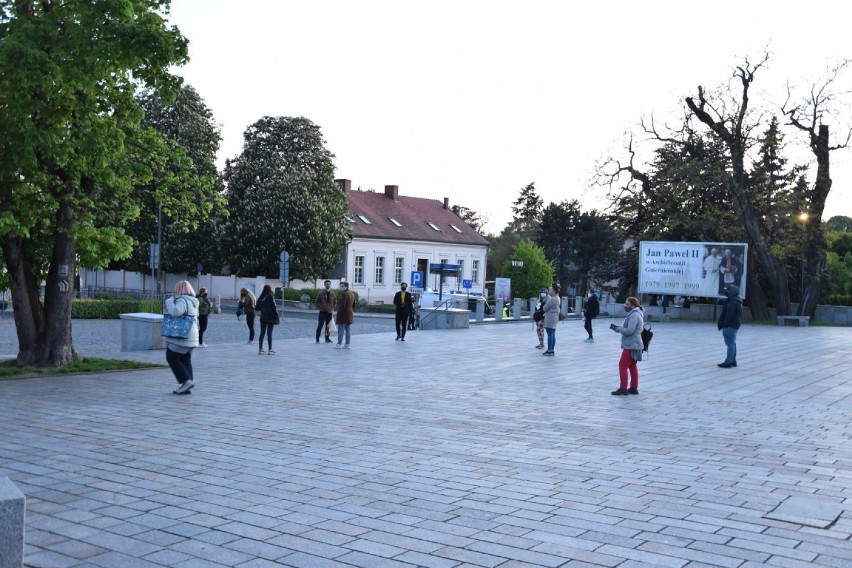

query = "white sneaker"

[
  {"left": 344, "top": 345, "right": 351, "bottom": 350},
  {"left": 335, "top": 344, "right": 343, "bottom": 349},
  {"left": 244, "top": 340, "right": 252, "bottom": 345},
  {"left": 173, "top": 379, "right": 194, "bottom": 394},
  {"left": 199, "top": 343, "right": 208, "bottom": 348}
]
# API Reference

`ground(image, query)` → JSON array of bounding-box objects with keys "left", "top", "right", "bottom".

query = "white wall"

[{"left": 343, "top": 237, "right": 488, "bottom": 304}]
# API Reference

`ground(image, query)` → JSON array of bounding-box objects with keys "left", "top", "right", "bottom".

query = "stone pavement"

[{"left": 1, "top": 319, "right": 851, "bottom": 567}]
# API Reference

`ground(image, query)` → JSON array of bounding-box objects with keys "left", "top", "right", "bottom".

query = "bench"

[
  {"left": 0, "top": 476, "right": 25, "bottom": 568},
  {"left": 777, "top": 315, "right": 810, "bottom": 327}
]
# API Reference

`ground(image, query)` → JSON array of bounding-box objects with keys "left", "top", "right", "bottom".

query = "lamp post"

[
  {"left": 511, "top": 258, "right": 524, "bottom": 270},
  {"left": 798, "top": 212, "right": 809, "bottom": 306}
]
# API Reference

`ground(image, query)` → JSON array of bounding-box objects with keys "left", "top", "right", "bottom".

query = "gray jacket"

[
  {"left": 542, "top": 295, "right": 560, "bottom": 329},
  {"left": 620, "top": 307, "right": 644, "bottom": 350},
  {"left": 164, "top": 295, "right": 200, "bottom": 348}
]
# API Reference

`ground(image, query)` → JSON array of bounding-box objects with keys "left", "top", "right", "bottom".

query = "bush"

[
  {"left": 279, "top": 287, "right": 359, "bottom": 308},
  {"left": 827, "top": 294, "right": 852, "bottom": 307},
  {"left": 72, "top": 299, "right": 162, "bottom": 319}
]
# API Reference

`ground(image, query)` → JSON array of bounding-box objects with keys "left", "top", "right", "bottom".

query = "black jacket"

[
  {"left": 256, "top": 293, "right": 279, "bottom": 323},
  {"left": 718, "top": 297, "right": 742, "bottom": 330},
  {"left": 393, "top": 290, "right": 414, "bottom": 314},
  {"left": 585, "top": 294, "right": 600, "bottom": 319}
]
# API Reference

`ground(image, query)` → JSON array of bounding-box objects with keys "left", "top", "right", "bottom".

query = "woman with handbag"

[
  {"left": 164, "top": 280, "right": 200, "bottom": 395},
  {"left": 611, "top": 296, "right": 644, "bottom": 395},
  {"left": 256, "top": 284, "right": 280, "bottom": 354},
  {"left": 541, "top": 285, "right": 560, "bottom": 356}
]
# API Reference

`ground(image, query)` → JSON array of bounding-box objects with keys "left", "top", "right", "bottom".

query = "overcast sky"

[{"left": 167, "top": 0, "right": 852, "bottom": 234}]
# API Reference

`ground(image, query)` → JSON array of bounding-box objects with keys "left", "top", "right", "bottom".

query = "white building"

[{"left": 334, "top": 180, "right": 490, "bottom": 305}]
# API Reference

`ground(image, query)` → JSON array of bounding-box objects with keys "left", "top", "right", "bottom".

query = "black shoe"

[
  {"left": 611, "top": 388, "right": 629, "bottom": 395},
  {"left": 395, "top": 336, "right": 400, "bottom": 341},
  {"left": 718, "top": 363, "right": 733, "bottom": 368},
  {"left": 627, "top": 388, "right": 639, "bottom": 395},
  {"left": 400, "top": 338, "right": 405, "bottom": 341},
  {"left": 731, "top": 362, "right": 737, "bottom": 367},
  {"left": 325, "top": 338, "right": 332, "bottom": 343}
]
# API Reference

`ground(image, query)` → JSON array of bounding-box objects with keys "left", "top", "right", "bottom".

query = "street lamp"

[
  {"left": 798, "top": 212, "right": 809, "bottom": 305},
  {"left": 511, "top": 258, "right": 524, "bottom": 269}
]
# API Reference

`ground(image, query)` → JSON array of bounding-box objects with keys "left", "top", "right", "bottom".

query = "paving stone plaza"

[{"left": 1, "top": 315, "right": 851, "bottom": 567}]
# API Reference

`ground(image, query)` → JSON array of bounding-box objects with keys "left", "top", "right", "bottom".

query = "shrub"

[
  {"left": 72, "top": 299, "right": 162, "bottom": 319},
  {"left": 279, "top": 287, "right": 359, "bottom": 308}
]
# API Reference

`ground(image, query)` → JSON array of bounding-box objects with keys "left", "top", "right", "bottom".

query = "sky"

[{"left": 166, "top": 0, "right": 852, "bottom": 235}]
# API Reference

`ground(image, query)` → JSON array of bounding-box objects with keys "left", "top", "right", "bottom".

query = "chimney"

[
  {"left": 384, "top": 185, "right": 399, "bottom": 200},
  {"left": 335, "top": 179, "right": 351, "bottom": 192},
  {"left": 443, "top": 197, "right": 449, "bottom": 210}
]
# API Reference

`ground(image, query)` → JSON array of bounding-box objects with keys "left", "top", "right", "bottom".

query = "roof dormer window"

[
  {"left": 358, "top": 214, "right": 372, "bottom": 225},
  {"left": 450, "top": 224, "right": 463, "bottom": 233},
  {"left": 427, "top": 222, "right": 441, "bottom": 231},
  {"left": 389, "top": 217, "right": 402, "bottom": 227}
]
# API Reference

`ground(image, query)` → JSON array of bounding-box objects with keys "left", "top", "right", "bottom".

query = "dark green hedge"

[
  {"left": 277, "top": 287, "right": 360, "bottom": 307},
  {"left": 72, "top": 299, "right": 162, "bottom": 319},
  {"left": 827, "top": 294, "right": 852, "bottom": 307}
]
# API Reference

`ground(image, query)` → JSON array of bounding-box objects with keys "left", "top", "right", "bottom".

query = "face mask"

[
  {"left": 325, "top": 284, "right": 331, "bottom": 288},
  {"left": 401, "top": 288, "right": 407, "bottom": 292},
  {"left": 540, "top": 293, "right": 547, "bottom": 299},
  {"left": 624, "top": 305, "right": 632, "bottom": 312}
]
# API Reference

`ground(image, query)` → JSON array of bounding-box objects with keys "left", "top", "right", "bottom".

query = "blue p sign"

[{"left": 410, "top": 271, "right": 423, "bottom": 287}]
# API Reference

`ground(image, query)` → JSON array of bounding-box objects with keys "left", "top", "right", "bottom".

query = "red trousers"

[{"left": 618, "top": 349, "right": 639, "bottom": 390}]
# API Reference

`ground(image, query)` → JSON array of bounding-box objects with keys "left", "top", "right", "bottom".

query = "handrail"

[{"left": 418, "top": 297, "right": 454, "bottom": 329}]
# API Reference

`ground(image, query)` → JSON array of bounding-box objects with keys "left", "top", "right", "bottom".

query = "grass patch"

[{"left": 0, "top": 357, "right": 164, "bottom": 379}]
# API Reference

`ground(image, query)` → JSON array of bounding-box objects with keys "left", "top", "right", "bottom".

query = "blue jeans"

[
  {"left": 722, "top": 327, "right": 737, "bottom": 364},
  {"left": 337, "top": 323, "right": 351, "bottom": 345},
  {"left": 545, "top": 327, "right": 556, "bottom": 352}
]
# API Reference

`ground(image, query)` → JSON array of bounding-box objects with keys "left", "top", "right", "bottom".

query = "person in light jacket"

[
  {"left": 165, "top": 280, "right": 200, "bottom": 395},
  {"left": 611, "top": 296, "right": 644, "bottom": 395},
  {"left": 541, "top": 285, "right": 561, "bottom": 356}
]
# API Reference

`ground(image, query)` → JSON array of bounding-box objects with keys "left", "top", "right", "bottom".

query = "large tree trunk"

[
  {"left": 744, "top": 249, "right": 770, "bottom": 320},
  {"left": 799, "top": 125, "right": 832, "bottom": 317},
  {"left": 1, "top": 202, "right": 78, "bottom": 367}
]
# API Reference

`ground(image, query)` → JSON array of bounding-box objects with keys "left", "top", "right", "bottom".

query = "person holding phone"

[{"left": 611, "top": 297, "right": 644, "bottom": 395}]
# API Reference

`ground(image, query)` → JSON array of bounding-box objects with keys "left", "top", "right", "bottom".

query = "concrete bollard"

[{"left": 0, "top": 476, "right": 25, "bottom": 568}]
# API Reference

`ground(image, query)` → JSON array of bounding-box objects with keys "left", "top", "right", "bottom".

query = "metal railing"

[{"left": 417, "top": 297, "right": 454, "bottom": 329}]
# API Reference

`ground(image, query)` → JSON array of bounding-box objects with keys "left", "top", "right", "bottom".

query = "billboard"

[{"left": 638, "top": 241, "right": 748, "bottom": 299}]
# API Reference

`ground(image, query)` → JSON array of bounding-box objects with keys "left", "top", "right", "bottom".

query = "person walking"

[
  {"left": 164, "top": 280, "right": 200, "bottom": 395},
  {"left": 541, "top": 285, "right": 560, "bottom": 356},
  {"left": 717, "top": 285, "right": 742, "bottom": 368},
  {"left": 583, "top": 288, "right": 600, "bottom": 343},
  {"left": 335, "top": 281, "right": 355, "bottom": 349},
  {"left": 533, "top": 289, "right": 547, "bottom": 349},
  {"left": 256, "top": 284, "right": 279, "bottom": 355},
  {"left": 239, "top": 288, "right": 256, "bottom": 344},
  {"left": 393, "top": 282, "right": 414, "bottom": 341},
  {"left": 315, "top": 279, "right": 336, "bottom": 343},
  {"left": 611, "top": 296, "right": 644, "bottom": 395},
  {"left": 196, "top": 287, "right": 211, "bottom": 347}
]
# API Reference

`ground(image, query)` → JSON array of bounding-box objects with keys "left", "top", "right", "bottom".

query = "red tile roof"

[{"left": 344, "top": 186, "right": 490, "bottom": 246}]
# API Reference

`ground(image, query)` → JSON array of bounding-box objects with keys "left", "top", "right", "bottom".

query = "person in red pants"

[{"left": 611, "top": 296, "right": 644, "bottom": 395}]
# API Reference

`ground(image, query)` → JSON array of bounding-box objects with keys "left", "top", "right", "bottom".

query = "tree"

[
  {"left": 116, "top": 84, "right": 225, "bottom": 276},
  {"left": 510, "top": 182, "right": 543, "bottom": 239},
  {"left": 499, "top": 241, "right": 554, "bottom": 300},
  {"left": 538, "top": 200, "right": 580, "bottom": 289},
  {"left": 486, "top": 226, "right": 522, "bottom": 281},
  {"left": 451, "top": 204, "right": 487, "bottom": 235},
  {"left": 220, "top": 116, "right": 351, "bottom": 279},
  {"left": 0, "top": 1, "right": 190, "bottom": 367}
]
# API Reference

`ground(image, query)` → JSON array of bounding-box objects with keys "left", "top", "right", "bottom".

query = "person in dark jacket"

[
  {"left": 315, "top": 280, "right": 337, "bottom": 343},
  {"left": 393, "top": 282, "right": 414, "bottom": 341},
  {"left": 717, "top": 285, "right": 742, "bottom": 368},
  {"left": 239, "top": 288, "right": 256, "bottom": 344},
  {"left": 256, "top": 285, "right": 279, "bottom": 354},
  {"left": 583, "top": 288, "right": 600, "bottom": 343}
]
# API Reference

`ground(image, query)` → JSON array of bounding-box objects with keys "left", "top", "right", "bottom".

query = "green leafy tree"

[
  {"left": 499, "top": 240, "right": 554, "bottom": 300},
  {"left": 510, "top": 182, "right": 543, "bottom": 239},
  {"left": 220, "top": 116, "right": 351, "bottom": 279},
  {"left": 486, "top": 226, "right": 521, "bottom": 281},
  {"left": 0, "top": 1, "right": 189, "bottom": 367},
  {"left": 537, "top": 200, "right": 580, "bottom": 289},
  {"left": 115, "top": 84, "right": 225, "bottom": 275}
]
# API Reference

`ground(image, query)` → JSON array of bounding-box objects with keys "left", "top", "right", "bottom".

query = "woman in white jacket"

[{"left": 164, "top": 280, "right": 200, "bottom": 395}]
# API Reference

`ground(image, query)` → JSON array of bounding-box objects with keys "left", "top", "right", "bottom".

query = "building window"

[
  {"left": 389, "top": 217, "right": 402, "bottom": 227},
  {"left": 457, "top": 259, "right": 464, "bottom": 281},
  {"left": 357, "top": 214, "right": 372, "bottom": 225},
  {"left": 375, "top": 256, "right": 385, "bottom": 285},
  {"left": 450, "top": 224, "right": 463, "bottom": 233},
  {"left": 472, "top": 259, "right": 480, "bottom": 284},
  {"left": 427, "top": 222, "right": 441, "bottom": 231},
  {"left": 394, "top": 257, "right": 404, "bottom": 284},
  {"left": 354, "top": 256, "right": 364, "bottom": 285}
]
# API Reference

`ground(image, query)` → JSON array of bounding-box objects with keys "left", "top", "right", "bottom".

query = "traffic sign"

[{"left": 410, "top": 271, "right": 423, "bottom": 287}]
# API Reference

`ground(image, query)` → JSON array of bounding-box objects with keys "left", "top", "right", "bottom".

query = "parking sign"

[{"left": 410, "top": 271, "right": 423, "bottom": 287}]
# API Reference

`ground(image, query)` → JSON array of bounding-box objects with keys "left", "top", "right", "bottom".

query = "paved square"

[{"left": 2, "top": 319, "right": 851, "bottom": 567}]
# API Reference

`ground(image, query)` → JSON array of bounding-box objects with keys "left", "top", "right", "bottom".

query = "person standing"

[
  {"left": 256, "top": 284, "right": 279, "bottom": 355},
  {"left": 717, "top": 285, "right": 742, "bottom": 368},
  {"left": 611, "top": 296, "right": 644, "bottom": 395},
  {"left": 315, "top": 279, "right": 337, "bottom": 343},
  {"left": 164, "top": 280, "right": 200, "bottom": 395},
  {"left": 335, "top": 281, "right": 355, "bottom": 349},
  {"left": 393, "top": 282, "right": 414, "bottom": 341},
  {"left": 196, "top": 287, "right": 211, "bottom": 347},
  {"left": 533, "top": 289, "right": 547, "bottom": 349},
  {"left": 582, "top": 288, "right": 600, "bottom": 343},
  {"left": 239, "top": 288, "right": 256, "bottom": 344},
  {"left": 541, "top": 285, "right": 560, "bottom": 356}
]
